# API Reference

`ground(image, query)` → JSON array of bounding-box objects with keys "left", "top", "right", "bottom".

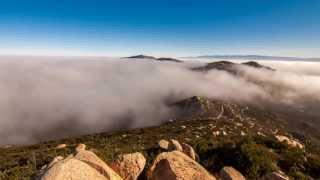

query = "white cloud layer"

[{"left": 0, "top": 56, "right": 319, "bottom": 145}]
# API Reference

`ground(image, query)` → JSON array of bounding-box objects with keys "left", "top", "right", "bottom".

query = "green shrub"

[
  {"left": 304, "top": 155, "right": 320, "bottom": 179},
  {"left": 237, "top": 141, "right": 277, "bottom": 178},
  {"left": 278, "top": 148, "right": 305, "bottom": 172},
  {"left": 198, "top": 137, "right": 277, "bottom": 179},
  {"left": 289, "top": 171, "right": 313, "bottom": 180},
  {"left": 253, "top": 136, "right": 286, "bottom": 150}
]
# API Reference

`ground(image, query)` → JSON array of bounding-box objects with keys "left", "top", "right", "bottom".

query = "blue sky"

[{"left": 0, "top": 0, "right": 319, "bottom": 57}]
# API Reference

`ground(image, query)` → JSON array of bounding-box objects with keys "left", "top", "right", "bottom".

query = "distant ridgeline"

[
  {"left": 125, "top": 55, "right": 183, "bottom": 63},
  {"left": 194, "top": 55, "right": 320, "bottom": 62}
]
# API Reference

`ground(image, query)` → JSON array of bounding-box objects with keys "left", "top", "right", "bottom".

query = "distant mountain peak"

[
  {"left": 126, "top": 55, "right": 182, "bottom": 63},
  {"left": 126, "top": 55, "right": 156, "bottom": 59}
]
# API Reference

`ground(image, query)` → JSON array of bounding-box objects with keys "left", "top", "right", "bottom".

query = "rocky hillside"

[
  {"left": 192, "top": 60, "right": 274, "bottom": 73},
  {"left": 1, "top": 96, "right": 320, "bottom": 179}
]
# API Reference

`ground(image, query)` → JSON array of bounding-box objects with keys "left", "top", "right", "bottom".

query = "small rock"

[
  {"left": 220, "top": 166, "right": 245, "bottom": 180},
  {"left": 75, "top": 143, "right": 86, "bottom": 152},
  {"left": 257, "top": 132, "right": 265, "bottom": 136},
  {"left": 40, "top": 164, "right": 47, "bottom": 171},
  {"left": 181, "top": 125, "right": 186, "bottom": 129},
  {"left": 56, "top": 144, "right": 67, "bottom": 149},
  {"left": 240, "top": 131, "right": 246, "bottom": 136},
  {"left": 212, "top": 131, "right": 220, "bottom": 136},
  {"left": 262, "top": 172, "right": 289, "bottom": 180},
  {"left": 158, "top": 139, "right": 170, "bottom": 150}
]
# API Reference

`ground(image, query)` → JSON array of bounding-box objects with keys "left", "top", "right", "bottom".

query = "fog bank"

[{"left": 0, "top": 56, "right": 319, "bottom": 145}]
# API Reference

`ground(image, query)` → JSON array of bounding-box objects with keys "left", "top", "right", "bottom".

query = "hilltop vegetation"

[{"left": 1, "top": 96, "right": 320, "bottom": 179}]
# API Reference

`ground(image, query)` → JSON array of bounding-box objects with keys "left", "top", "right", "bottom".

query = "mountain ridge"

[
  {"left": 187, "top": 55, "right": 320, "bottom": 62},
  {"left": 125, "top": 55, "right": 182, "bottom": 62}
]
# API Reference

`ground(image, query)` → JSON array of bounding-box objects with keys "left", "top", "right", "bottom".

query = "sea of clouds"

[{"left": 0, "top": 56, "right": 319, "bottom": 145}]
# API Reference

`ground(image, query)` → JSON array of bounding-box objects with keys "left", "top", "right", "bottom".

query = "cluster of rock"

[
  {"left": 39, "top": 140, "right": 289, "bottom": 180},
  {"left": 275, "top": 135, "right": 304, "bottom": 149}
]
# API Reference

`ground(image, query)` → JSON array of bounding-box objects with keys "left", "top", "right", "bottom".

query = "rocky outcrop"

[
  {"left": 110, "top": 152, "right": 146, "bottom": 180},
  {"left": 262, "top": 172, "right": 289, "bottom": 180},
  {"left": 147, "top": 151, "right": 216, "bottom": 180},
  {"left": 158, "top": 139, "right": 197, "bottom": 160},
  {"left": 40, "top": 144, "right": 122, "bottom": 180},
  {"left": 219, "top": 166, "right": 245, "bottom": 180},
  {"left": 40, "top": 142, "right": 204, "bottom": 180},
  {"left": 40, "top": 141, "right": 296, "bottom": 180},
  {"left": 275, "top": 135, "right": 304, "bottom": 149}
]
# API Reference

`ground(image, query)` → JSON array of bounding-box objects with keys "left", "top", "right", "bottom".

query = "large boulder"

[
  {"left": 219, "top": 166, "right": 245, "bottom": 180},
  {"left": 40, "top": 144, "right": 122, "bottom": 180},
  {"left": 110, "top": 152, "right": 146, "bottom": 180},
  {"left": 147, "top": 151, "right": 216, "bottom": 180},
  {"left": 262, "top": 172, "right": 289, "bottom": 180},
  {"left": 73, "top": 145, "right": 122, "bottom": 179},
  {"left": 40, "top": 157, "right": 108, "bottom": 180}
]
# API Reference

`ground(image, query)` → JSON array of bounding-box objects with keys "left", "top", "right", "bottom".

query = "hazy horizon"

[{"left": 1, "top": 52, "right": 320, "bottom": 60}]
